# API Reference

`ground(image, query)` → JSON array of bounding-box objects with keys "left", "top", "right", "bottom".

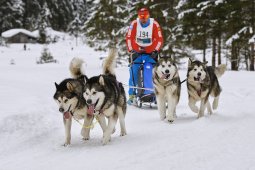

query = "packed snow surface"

[{"left": 0, "top": 39, "right": 255, "bottom": 170}]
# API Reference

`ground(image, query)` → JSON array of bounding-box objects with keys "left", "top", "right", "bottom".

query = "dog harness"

[{"left": 154, "top": 70, "right": 179, "bottom": 88}]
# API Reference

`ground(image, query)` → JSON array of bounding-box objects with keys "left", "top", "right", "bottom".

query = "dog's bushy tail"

[
  {"left": 215, "top": 64, "right": 226, "bottom": 78},
  {"left": 103, "top": 48, "right": 117, "bottom": 76},
  {"left": 69, "top": 57, "right": 86, "bottom": 79}
]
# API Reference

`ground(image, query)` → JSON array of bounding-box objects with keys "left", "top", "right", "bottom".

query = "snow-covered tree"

[
  {"left": 22, "top": 0, "right": 41, "bottom": 30},
  {"left": 38, "top": 2, "right": 51, "bottom": 43},
  {"left": 83, "top": 0, "right": 128, "bottom": 52},
  {"left": 68, "top": 14, "right": 82, "bottom": 46},
  {"left": 0, "top": 0, "right": 24, "bottom": 34}
]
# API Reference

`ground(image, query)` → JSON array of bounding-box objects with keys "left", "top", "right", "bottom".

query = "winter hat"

[{"left": 138, "top": 8, "right": 150, "bottom": 19}]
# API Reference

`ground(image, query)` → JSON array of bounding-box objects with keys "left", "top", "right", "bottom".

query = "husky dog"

[
  {"left": 53, "top": 58, "right": 106, "bottom": 146},
  {"left": 187, "top": 59, "right": 226, "bottom": 118},
  {"left": 153, "top": 57, "right": 181, "bottom": 122},
  {"left": 83, "top": 49, "right": 127, "bottom": 145}
]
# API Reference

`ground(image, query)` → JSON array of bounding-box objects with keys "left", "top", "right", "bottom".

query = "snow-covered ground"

[{"left": 0, "top": 38, "right": 255, "bottom": 170}]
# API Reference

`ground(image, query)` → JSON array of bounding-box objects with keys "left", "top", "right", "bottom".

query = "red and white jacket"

[{"left": 125, "top": 18, "right": 163, "bottom": 54}]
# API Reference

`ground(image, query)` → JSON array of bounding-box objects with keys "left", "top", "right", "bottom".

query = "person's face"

[{"left": 138, "top": 14, "right": 149, "bottom": 24}]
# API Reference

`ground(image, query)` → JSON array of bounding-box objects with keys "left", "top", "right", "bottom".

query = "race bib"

[{"left": 136, "top": 18, "right": 154, "bottom": 47}]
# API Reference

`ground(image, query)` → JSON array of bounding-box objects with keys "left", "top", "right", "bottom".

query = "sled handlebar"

[{"left": 129, "top": 62, "right": 156, "bottom": 67}]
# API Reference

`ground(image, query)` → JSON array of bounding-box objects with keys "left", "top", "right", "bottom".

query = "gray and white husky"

[
  {"left": 153, "top": 57, "right": 181, "bottom": 122},
  {"left": 83, "top": 49, "right": 127, "bottom": 145},
  {"left": 53, "top": 58, "right": 106, "bottom": 146},
  {"left": 187, "top": 59, "right": 226, "bottom": 118}
]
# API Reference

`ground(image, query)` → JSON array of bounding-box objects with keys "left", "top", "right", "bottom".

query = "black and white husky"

[
  {"left": 83, "top": 49, "right": 127, "bottom": 145},
  {"left": 53, "top": 58, "right": 106, "bottom": 146},
  {"left": 153, "top": 57, "right": 181, "bottom": 122},
  {"left": 187, "top": 59, "right": 226, "bottom": 118}
]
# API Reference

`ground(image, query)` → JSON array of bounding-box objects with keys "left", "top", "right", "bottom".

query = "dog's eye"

[
  {"left": 162, "top": 65, "right": 165, "bottom": 68},
  {"left": 168, "top": 64, "right": 171, "bottom": 67},
  {"left": 58, "top": 100, "right": 61, "bottom": 103},
  {"left": 85, "top": 92, "right": 89, "bottom": 95},
  {"left": 194, "top": 69, "right": 197, "bottom": 71},
  {"left": 92, "top": 92, "right": 97, "bottom": 95},
  {"left": 64, "top": 99, "right": 68, "bottom": 103},
  {"left": 201, "top": 69, "right": 203, "bottom": 71}
]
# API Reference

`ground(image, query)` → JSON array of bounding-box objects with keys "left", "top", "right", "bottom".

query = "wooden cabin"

[{"left": 1, "top": 29, "right": 38, "bottom": 43}]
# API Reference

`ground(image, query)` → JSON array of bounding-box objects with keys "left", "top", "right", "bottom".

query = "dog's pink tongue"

[
  {"left": 161, "top": 74, "right": 169, "bottom": 79},
  {"left": 88, "top": 105, "right": 95, "bottom": 116},
  {"left": 161, "top": 74, "right": 166, "bottom": 79},
  {"left": 64, "top": 112, "right": 71, "bottom": 119}
]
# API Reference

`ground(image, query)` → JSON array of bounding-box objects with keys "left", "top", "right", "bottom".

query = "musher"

[{"left": 125, "top": 7, "right": 164, "bottom": 104}]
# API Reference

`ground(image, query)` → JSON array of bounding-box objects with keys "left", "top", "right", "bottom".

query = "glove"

[
  {"left": 151, "top": 51, "right": 159, "bottom": 62},
  {"left": 128, "top": 50, "right": 139, "bottom": 63},
  {"left": 139, "top": 47, "right": 146, "bottom": 53}
]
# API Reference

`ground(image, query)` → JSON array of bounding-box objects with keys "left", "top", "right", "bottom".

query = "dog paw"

[
  {"left": 190, "top": 106, "right": 199, "bottom": 113},
  {"left": 168, "top": 119, "right": 174, "bottom": 123},
  {"left": 63, "top": 143, "right": 70, "bottom": 147},
  {"left": 112, "top": 127, "right": 116, "bottom": 134},
  {"left": 120, "top": 131, "right": 127, "bottom": 136},
  {"left": 102, "top": 135, "right": 111, "bottom": 145},
  {"left": 212, "top": 101, "right": 218, "bottom": 110},
  {"left": 160, "top": 115, "right": 166, "bottom": 121},
  {"left": 208, "top": 110, "right": 213, "bottom": 115},
  {"left": 81, "top": 129, "right": 90, "bottom": 139},
  {"left": 102, "top": 133, "right": 111, "bottom": 145},
  {"left": 82, "top": 137, "right": 90, "bottom": 141},
  {"left": 197, "top": 112, "right": 204, "bottom": 119},
  {"left": 167, "top": 115, "right": 174, "bottom": 123}
]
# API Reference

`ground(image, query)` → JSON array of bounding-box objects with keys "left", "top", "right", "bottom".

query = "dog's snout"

[
  {"left": 86, "top": 99, "right": 92, "bottom": 105},
  {"left": 59, "top": 108, "right": 64, "bottom": 113},
  {"left": 165, "top": 69, "right": 169, "bottom": 74},
  {"left": 197, "top": 72, "right": 201, "bottom": 76}
]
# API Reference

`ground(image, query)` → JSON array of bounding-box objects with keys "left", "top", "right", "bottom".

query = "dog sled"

[{"left": 129, "top": 53, "right": 157, "bottom": 108}]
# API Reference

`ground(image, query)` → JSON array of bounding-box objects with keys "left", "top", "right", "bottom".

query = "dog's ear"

[
  {"left": 99, "top": 75, "right": 105, "bottom": 86},
  {"left": 170, "top": 56, "right": 175, "bottom": 63},
  {"left": 188, "top": 58, "right": 192, "bottom": 67},
  {"left": 155, "top": 62, "right": 159, "bottom": 67},
  {"left": 66, "top": 82, "right": 74, "bottom": 92},
  {"left": 55, "top": 82, "right": 59, "bottom": 89},
  {"left": 83, "top": 76, "right": 88, "bottom": 85},
  {"left": 203, "top": 61, "right": 208, "bottom": 65}
]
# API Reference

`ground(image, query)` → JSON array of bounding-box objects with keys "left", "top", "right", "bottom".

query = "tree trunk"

[
  {"left": 203, "top": 48, "right": 206, "bottom": 62},
  {"left": 231, "top": 42, "right": 238, "bottom": 70},
  {"left": 202, "top": 25, "right": 207, "bottom": 62},
  {"left": 251, "top": 43, "right": 255, "bottom": 71},
  {"left": 212, "top": 37, "right": 216, "bottom": 68},
  {"left": 244, "top": 46, "right": 249, "bottom": 71},
  {"left": 250, "top": 0, "right": 255, "bottom": 71},
  {"left": 217, "top": 36, "right": 221, "bottom": 65}
]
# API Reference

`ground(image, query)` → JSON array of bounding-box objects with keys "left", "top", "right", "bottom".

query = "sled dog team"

[{"left": 53, "top": 49, "right": 226, "bottom": 146}]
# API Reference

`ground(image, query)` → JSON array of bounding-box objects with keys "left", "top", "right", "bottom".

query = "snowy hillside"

[{"left": 0, "top": 38, "right": 255, "bottom": 170}]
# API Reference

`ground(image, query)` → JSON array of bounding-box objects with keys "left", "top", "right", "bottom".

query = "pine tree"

[
  {"left": 22, "top": 0, "right": 41, "bottom": 30},
  {"left": 175, "top": 0, "right": 202, "bottom": 61},
  {"left": 0, "top": 0, "right": 24, "bottom": 34},
  {"left": 39, "top": 46, "right": 54, "bottom": 63},
  {"left": 38, "top": 2, "right": 51, "bottom": 44},
  {"left": 44, "top": 0, "right": 74, "bottom": 31},
  {"left": 225, "top": 0, "right": 250, "bottom": 70},
  {"left": 83, "top": 0, "right": 128, "bottom": 51},
  {"left": 68, "top": 14, "right": 82, "bottom": 46}
]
